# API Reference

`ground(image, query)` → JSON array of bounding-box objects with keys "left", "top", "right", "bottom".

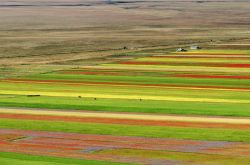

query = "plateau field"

[{"left": 0, "top": 0, "right": 250, "bottom": 164}]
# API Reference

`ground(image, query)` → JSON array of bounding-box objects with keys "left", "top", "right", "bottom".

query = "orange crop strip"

[{"left": 223, "top": 64, "right": 250, "bottom": 68}]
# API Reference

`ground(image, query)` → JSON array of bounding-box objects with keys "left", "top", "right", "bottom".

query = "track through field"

[{"left": 1, "top": 107, "right": 250, "bottom": 124}]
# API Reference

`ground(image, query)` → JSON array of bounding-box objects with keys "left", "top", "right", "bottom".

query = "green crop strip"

[
  {"left": 25, "top": 73, "right": 250, "bottom": 88},
  {"left": 0, "top": 152, "right": 129, "bottom": 165},
  {"left": 1, "top": 95, "right": 250, "bottom": 116},
  {"left": 1, "top": 118, "right": 250, "bottom": 142},
  {"left": 1, "top": 81, "right": 250, "bottom": 100}
]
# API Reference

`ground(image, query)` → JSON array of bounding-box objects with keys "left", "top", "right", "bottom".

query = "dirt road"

[{"left": 1, "top": 107, "right": 250, "bottom": 124}]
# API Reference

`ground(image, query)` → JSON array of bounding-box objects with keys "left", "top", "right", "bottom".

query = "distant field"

[{"left": 1, "top": 0, "right": 250, "bottom": 66}]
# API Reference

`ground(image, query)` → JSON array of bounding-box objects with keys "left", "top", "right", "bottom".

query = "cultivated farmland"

[
  {"left": 1, "top": 48, "right": 250, "bottom": 164},
  {"left": 1, "top": 0, "right": 250, "bottom": 164}
]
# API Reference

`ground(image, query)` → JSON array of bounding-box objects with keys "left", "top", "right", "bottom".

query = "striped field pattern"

[{"left": 1, "top": 49, "right": 250, "bottom": 164}]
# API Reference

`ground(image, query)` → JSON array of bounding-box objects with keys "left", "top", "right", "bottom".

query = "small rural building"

[
  {"left": 190, "top": 45, "right": 201, "bottom": 50},
  {"left": 176, "top": 48, "right": 187, "bottom": 52}
]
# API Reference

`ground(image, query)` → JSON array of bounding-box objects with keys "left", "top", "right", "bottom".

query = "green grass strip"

[
  {"left": 1, "top": 95, "right": 250, "bottom": 117},
  {"left": 27, "top": 73, "right": 250, "bottom": 88},
  {"left": 0, "top": 152, "right": 129, "bottom": 165},
  {"left": 1, "top": 118, "right": 250, "bottom": 142}
]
